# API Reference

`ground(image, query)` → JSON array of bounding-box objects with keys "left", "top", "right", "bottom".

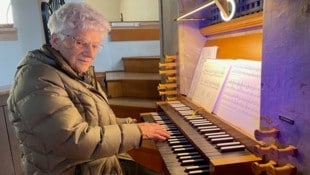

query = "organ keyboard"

[{"left": 142, "top": 96, "right": 262, "bottom": 175}]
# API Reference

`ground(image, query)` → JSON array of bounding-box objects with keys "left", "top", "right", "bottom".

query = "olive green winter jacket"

[{"left": 7, "top": 45, "right": 142, "bottom": 175}]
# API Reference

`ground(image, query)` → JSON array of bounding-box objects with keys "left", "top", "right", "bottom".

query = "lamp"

[
  {"left": 176, "top": 0, "right": 236, "bottom": 21},
  {"left": 217, "top": 0, "right": 236, "bottom": 21}
]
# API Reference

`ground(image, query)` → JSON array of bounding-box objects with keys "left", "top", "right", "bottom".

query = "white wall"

[
  {"left": 96, "top": 39, "right": 159, "bottom": 71},
  {"left": 0, "top": 0, "right": 160, "bottom": 86},
  {"left": 120, "top": 0, "right": 159, "bottom": 21},
  {"left": 0, "top": 41, "right": 23, "bottom": 86},
  {"left": 85, "top": 0, "right": 159, "bottom": 22},
  {"left": 85, "top": 0, "right": 121, "bottom": 22},
  {"left": 0, "top": 0, "right": 44, "bottom": 86}
]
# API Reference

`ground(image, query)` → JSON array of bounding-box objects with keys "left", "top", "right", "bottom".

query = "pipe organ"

[{"left": 141, "top": 0, "right": 301, "bottom": 174}]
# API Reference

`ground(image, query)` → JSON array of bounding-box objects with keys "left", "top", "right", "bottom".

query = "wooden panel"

[
  {"left": 107, "top": 80, "right": 161, "bottom": 99},
  {"left": 110, "top": 104, "right": 156, "bottom": 121},
  {"left": 110, "top": 27, "right": 160, "bottom": 41},
  {"left": 121, "top": 80, "right": 160, "bottom": 99},
  {"left": 106, "top": 72, "right": 161, "bottom": 81},
  {"left": 128, "top": 140, "right": 165, "bottom": 173},
  {"left": 4, "top": 106, "right": 23, "bottom": 175},
  {"left": 205, "top": 32, "right": 263, "bottom": 60},
  {"left": 95, "top": 71, "right": 107, "bottom": 93},
  {"left": 122, "top": 56, "right": 160, "bottom": 73},
  {"left": 0, "top": 104, "right": 15, "bottom": 175},
  {"left": 107, "top": 81, "right": 123, "bottom": 97},
  {"left": 201, "top": 12, "right": 264, "bottom": 60},
  {"left": 0, "top": 93, "right": 23, "bottom": 175},
  {"left": 200, "top": 12, "right": 263, "bottom": 36},
  {"left": 0, "top": 25, "right": 18, "bottom": 41}
]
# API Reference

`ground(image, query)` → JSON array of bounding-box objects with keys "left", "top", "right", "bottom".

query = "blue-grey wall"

[{"left": 261, "top": 0, "right": 310, "bottom": 174}]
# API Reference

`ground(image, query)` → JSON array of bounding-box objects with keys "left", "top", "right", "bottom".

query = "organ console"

[
  {"left": 144, "top": 1, "right": 301, "bottom": 174},
  {"left": 142, "top": 97, "right": 262, "bottom": 175}
]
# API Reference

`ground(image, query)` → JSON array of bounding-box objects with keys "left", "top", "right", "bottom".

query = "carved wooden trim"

[
  {"left": 0, "top": 25, "right": 17, "bottom": 41},
  {"left": 110, "top": 27, "right": 160, "bottom": 41},
  {"left": 110, "top": 22, "right": 160, "bottom": 41},
  {"left": 200, "top": 11, "right": 263, "bottom": 36}
]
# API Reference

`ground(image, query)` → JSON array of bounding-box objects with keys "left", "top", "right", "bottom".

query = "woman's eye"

[{"left": 76, "top": 40, "right": 83, "bottom": 45}]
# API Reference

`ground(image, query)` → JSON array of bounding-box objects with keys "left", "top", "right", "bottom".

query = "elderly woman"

[{"left": 7, "top": 2, "right": 169, "bottom": 175}]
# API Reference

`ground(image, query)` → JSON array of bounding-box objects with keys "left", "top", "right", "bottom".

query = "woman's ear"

[{"left": 50, "top": 33, "right": 61, "bottom": 49}]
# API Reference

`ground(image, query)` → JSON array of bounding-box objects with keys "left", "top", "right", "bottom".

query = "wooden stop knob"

[
  {"left": 253, "top": 144, "right": 276, "bottom": 156},
  {"left": 270, "top": 145, "right": 297, "bottom": 161},
  {"left": 251, "top": 160, "right": 276, "bottom": 175},
  {"left": 266, "top": 163, "right": 297, "bottom": 175},
  {"left": 254, "top": 128, "right": 279, "bottom": 141}
]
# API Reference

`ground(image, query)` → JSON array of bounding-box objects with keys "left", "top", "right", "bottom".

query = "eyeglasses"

[{"left": 62, "top": 34, "right": 103, "bottom": 51}]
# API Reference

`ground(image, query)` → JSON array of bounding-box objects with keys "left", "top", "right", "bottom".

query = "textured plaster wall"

[{"left": 261, "top": 0, "right": 310, "bottom": 173}]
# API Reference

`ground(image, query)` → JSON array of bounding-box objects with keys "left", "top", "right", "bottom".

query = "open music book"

[{"left": 188, "top": 58, "right": 261, "bottom": 136}]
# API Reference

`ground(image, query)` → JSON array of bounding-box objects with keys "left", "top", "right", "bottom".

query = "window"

[
  {"left": 0, "top": 0, "right": 16, "bottom": 41},
  {"left": 0, "top": 0, "right": 13, "bottom": 24}
]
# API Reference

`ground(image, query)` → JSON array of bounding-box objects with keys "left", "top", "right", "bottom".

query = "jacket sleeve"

[{"left": 9, "top": 64, "right": 142, "bottom": 161}]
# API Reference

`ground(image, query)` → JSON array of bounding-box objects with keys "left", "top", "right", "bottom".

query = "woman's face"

[{"left": 53, "top": 30, "right": 104, "bottom": 74}]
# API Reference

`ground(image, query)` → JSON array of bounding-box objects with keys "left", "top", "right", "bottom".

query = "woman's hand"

[{"left": 138, "top": 122, "right": 170, "bottom": 141}]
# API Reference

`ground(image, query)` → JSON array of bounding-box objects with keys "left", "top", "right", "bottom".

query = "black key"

[
  {"left": 173, "top": 147, "right": 196, "bottom": 153},
  {"left": 188, "top": 169, "right": 210, "bottom": 175},
  {"left": 168, "top": 138, "right": 187, "bottom": 142},
  {"left": 220, "top": 145, "right": 246, "bottom": 153},
  {"left": 171, "top": 144, "right": 192, "bottom": 149},
  {"left": 176, "top": 152, "right": 200, "bottom": 158},
  {"left": 206, "top": 134, "right": 230, "bottom": 140},
  {"left": 204, "top": 131, "right": 226, "bottom": 137},
  {"left": 215, "top": 141, "right": 241, "bottom": 148},
  {"left": 169, "top": 140, "right": 189, "bottom": 145},
  {"left": 181, "top": 158, "right": 205, "bottom": 165},
  {"left": 185, "top": 165, "right": 209, "bottom": 172},
  {"left": 192, "top": 122, "right": 213, "bottom": 127},
  {"left": 199, "top": 127, "right": 221, "bottom": 133},
  {"left": 168, "top": 131, "right": 182, "bottom": 136},
  {"left": 210, "top": 137, "right": 234, "bottom": 144},
  {"left": 178, "top": 154, "right": 202, "bottom": 161},
  {"left": 197, "top": 125, "right": 217, "bottom": 131},
  {"left": 168, "top": 135, "right": 185, "bottom": 139}
]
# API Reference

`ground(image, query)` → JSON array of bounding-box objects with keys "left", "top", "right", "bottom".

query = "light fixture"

[
  {"left": 218, "top": 0, "right": 236, "bottom": 21},
  {"left": 176, "top": 0, "right": 236, "bottom": 22},
  {"left": 176, "top": 1, "right": 216, "bottom": 21}
]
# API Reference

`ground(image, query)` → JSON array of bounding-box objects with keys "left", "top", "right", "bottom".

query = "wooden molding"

[
  {"left": 0, "top": 25, "right": 18, "bottom": 41},
  {"left": 110, "top": 27, "right": 160, "bottom": 41},
  {"left": 200, "top": 11, "right": 263, "bottom": 36},
  {"left": 109, "top": 22, "right": 160, "bottom": 41}
]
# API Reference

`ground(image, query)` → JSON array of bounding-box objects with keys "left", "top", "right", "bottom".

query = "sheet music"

[
  {"left": 191, "top": 59, "right": 231, "bottom": 113},
  {"left": 188, "top": 46, "right": 218, "bottom": 98},
  {"left": 213, "top": 60, "right": 261, "bottom": 136}
]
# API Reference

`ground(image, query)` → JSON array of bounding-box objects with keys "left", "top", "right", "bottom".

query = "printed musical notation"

[
  {"left": 190, "top": 59, "right": 231, "bottom": 113},
  {"left": 213, "top": 60, "right": 261, "bottom": 136},
  {"left": 187, "top": 46, "right": 218, "bottom": 98},
  {"left": 189, "top": 59, "right": 261, "bottom": 136}
]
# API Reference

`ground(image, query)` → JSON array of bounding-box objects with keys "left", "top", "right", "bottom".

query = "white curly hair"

[{"left": 47, "top": 2, "right": 111, "bottom": 37}]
